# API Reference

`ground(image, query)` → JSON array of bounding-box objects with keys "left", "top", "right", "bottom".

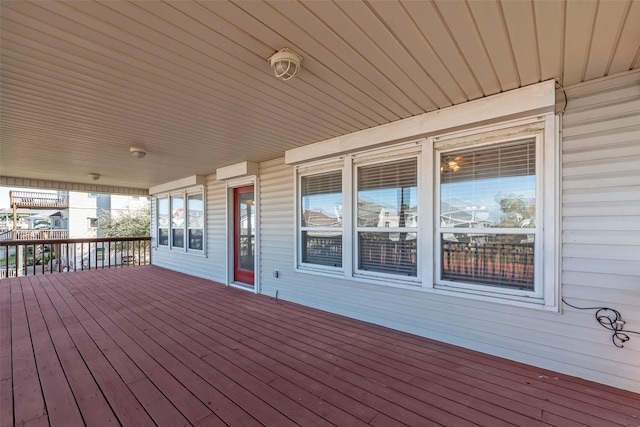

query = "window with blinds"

[
  {"left": 157, "top": 197, "right": 169, "bottom": 246},
  {"left": 356, "top": 158, "right": 418, "bottom": 277},
  {"left": 438, "top": 138, "right": 537, "bottom": 290},
  {"left": 300, "top": 171, "right": 343, "bottom": 268}
]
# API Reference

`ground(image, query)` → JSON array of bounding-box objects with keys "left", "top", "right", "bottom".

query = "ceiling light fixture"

[
  {"left": 130, "top": 146, "right": 147, "bottom": 159},
  {"left": 268, "top": 48, "right": 303, "bottom": 81},
  {"left": 88, "top": 173, "right": 100, "bottom": 181}
]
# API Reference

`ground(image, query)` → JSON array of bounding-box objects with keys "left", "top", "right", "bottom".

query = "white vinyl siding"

[
  {"left": 151, "top": 72, "right": 639, "bottom": 393},
  {"left": 559, "top": 71, "right": 640, "bottom": 391},
  {"left": 265, "top": 72, "right": 638, "bottom": 393}
]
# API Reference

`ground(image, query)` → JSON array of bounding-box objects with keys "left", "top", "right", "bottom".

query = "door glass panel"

[{"left": 237, "top": 191, "right": 254, "bottom": 273}]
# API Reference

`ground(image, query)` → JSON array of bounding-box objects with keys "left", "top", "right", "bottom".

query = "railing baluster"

[{"left": 0, "top": 236, "right": 150, "bottom": 279}]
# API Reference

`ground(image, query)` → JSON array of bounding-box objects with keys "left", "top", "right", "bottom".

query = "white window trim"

[
  {"left": 156, "top": 195, "right": 169, "bottom": 248},
  {"left": 352, "top": 153, "right": 421, "bottom": 284},
  {"left": 154, "top": 185, "right": 206, "bottom": 256},
  {"left": 295, "top": 165, "right": 345, "bottom": 274},
  {"left": 428, "top": 115, "right": 559, "bottom": 310},
  {"left": 295, "top": 142, "right": 423, "bottom": 288},
  {"left": 293, "top": 115, "right": 559, "bottom": 311}
]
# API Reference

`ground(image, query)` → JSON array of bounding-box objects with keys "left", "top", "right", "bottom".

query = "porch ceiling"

[{"left": 1, "top": 1, "right": 639, "bottom": 191}]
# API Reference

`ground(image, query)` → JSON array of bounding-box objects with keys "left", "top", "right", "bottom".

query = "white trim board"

[
  {"left": 285, "top": 80, "right": 556, "bottom": 165},
  {"left": 149, "top": 175, "right": 206, "bottom": 195}
]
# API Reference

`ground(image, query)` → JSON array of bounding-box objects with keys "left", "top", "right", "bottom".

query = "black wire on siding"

[{"left": 562, "top": 298, "right": 640, "bottom": 348}]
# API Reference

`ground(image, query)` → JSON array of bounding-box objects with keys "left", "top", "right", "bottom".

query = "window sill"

[{"left": 430, "top": 283, "right": 559, "bottom": 312}]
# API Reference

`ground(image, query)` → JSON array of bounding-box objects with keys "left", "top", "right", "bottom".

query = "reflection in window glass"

[
  {"left": 171, "top": 196, "right": 184, "bottom": 248},
  {"left": 188, "top": 193, "right": 204, "bottom": 250},
  {"left": 300, "top": 171, "right": 343, "bottom": 267},
  {"left": 439, "top": 139, "right": 536, "bottom": 289},
  {"left": 158, "top": 198, "right": 169, "bottom": 246},
  {"left": 440, "top": 140, "right": 535, "bottom": 229},
  {"left": 357, "top": 158, "right": 417, "bottom": 276}
]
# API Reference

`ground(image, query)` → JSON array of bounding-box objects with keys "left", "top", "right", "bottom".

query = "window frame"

[
  {"left": 353, "top": 154, "right": 421, "bottom": 283},
  {"left": 296, "top": 163, "right": 345, "bottom": 273},
  {"left": 155, "top": 185, "right": 206, "bottom": 255},
  {"left": 157, "top": 196, "right": 169, "bottom": 247},
  {"left": 428, "top": 116, "right": 559, "bottom": 309},
  {"left": 293, "top": 115, "right": 559, "bottom": 310}
]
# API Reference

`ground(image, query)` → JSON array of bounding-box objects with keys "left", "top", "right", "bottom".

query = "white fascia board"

[
  {"left": 0, "top": 176, "right": 149, "bottom": 196},
  {"left": 216, "top": 161, "right": 258, "bottom": 181},
  {"left": 285, "top": 80, "right": 556, "bottom": 165},
  {"left": 149, "top": 175, "right": 206, "bottom": 195}
]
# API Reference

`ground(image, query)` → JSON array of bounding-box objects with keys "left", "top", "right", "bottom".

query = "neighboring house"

[
  {"left": 65, "top": 192, "right": 150, "bottom": 238},
  {"left": 2, "top": 190, "right": 149, "bottom": 239},
  {"left": 149, "top": 72, "right": 640, "bottom": 394}
]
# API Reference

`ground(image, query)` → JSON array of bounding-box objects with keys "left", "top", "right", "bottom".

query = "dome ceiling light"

[
  {"left": 268, "top": 48, "right": 303, "bottom": 81},
  {"left": 130, "top": 146, "right": 147, "bottom": 159}
]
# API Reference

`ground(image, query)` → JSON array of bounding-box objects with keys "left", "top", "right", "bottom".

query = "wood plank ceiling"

[{"left": 1, "top": 0, "right": 639, "bottom": 191}]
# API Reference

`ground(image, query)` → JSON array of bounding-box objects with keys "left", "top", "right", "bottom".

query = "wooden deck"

[{"left": 1, "top": 266, "right": 638, "bottom": 427}]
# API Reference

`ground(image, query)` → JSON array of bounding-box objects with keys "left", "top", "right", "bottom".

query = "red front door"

[{"left": 234, "top": 186, "right": 255, "bottom": 286}]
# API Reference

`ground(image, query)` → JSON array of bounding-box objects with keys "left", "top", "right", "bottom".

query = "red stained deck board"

[
  {"left": 204, "top": 281, "right": 637, "bottom": 426},
  {"left": 37, "top": 273, "right": 162, "bottom": 426},
  {"left": 92, "top": 269, "right": 353, "bottom": 427},
  {"left": 30, "top": 273, "right": 131, "bottom": 426},
  {"left": 0, "top": 280, "right": 13, "bottom": 427},
  {"left": 127, "top": 277, "right": 392, "bottom": 423},
  {"left": 10, "top": 278, "right": 47, "bottom": 426},
  {"left": 110, "top": 272, "right": 434, "bottom": 426},
  {"left": 70, "top": 274, "right": 268, "bottom": 425},
  {"left": 122, "top": 272, "right": 479, "bottom": 426},
  {"left": 139, "top": 274, "right": 509, "bottom": 426},
  {"left": 55, "top": 272, "right": 214, "bottom": 425},
  {"left": 20, "top": 277, "right": 86, "bottom": 427},
  {"left": 42, "top": 273, "right": 147, "bottom": 386},
  {"left": 4, "top": 266, "right": 640, "bottom": 427},
  {"left": 128, "top": 377, "right": 193, "bottom": 427}
]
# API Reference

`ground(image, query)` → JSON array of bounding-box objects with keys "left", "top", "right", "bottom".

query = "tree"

[
  {"left": 495, "top": 192, "right": 535, "bottom": 228},
  {"left": 98, "top": 205, "right": 150, "bottom": 238}
]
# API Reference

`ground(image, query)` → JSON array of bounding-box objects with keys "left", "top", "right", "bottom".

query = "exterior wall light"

[
  {"left": 130, "top": 146, "right": 147, "bottom": 159},
  {"left": 88, "top": 173, "right": 100, "bottom": 181},
  {"left": 268, "top": 48, "right": 303, "bottom": 81}
]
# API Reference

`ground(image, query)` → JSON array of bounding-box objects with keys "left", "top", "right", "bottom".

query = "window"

[
  {"left": 299, "top": 171, "right": 342, "bottom": 268},
  {"left": 293, "top": 116, "right": 557, "bottom": 309},
  {"left": 356, "top": 158, "right": 418, "bottom": 277},
  {"left": 187, "top": 193, "right": 204, "bottom": 250},
  {"left": 171, "top": 196, "right": 185, "bottom": 248},
  {"left": 438, "top": 139, "right": 537, "bottom": 290},
  {"left": 155, "top": 186, "right": 205, "bottom": 253},
  {"left": 433, "top": 118, "right": 557, "bottom": 308},
  {"left": 157, "top": 197, "right": 169, "bottom": 246}
]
